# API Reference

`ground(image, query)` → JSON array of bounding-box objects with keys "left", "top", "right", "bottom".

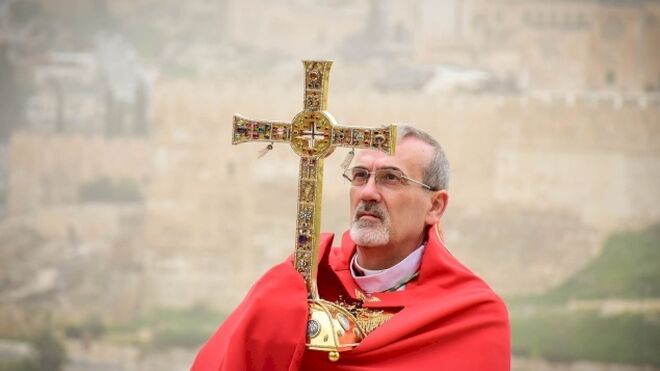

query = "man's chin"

[
  {"left": 350, "top": 226, "right": 390, "bottom": 247},
  {"left": 353, "top": 217, "right": 382, "bottom": 228}
]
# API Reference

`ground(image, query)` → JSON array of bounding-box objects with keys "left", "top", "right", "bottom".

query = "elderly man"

[{"left": 193, "top": 126, "right": 510, "bottom": 370}]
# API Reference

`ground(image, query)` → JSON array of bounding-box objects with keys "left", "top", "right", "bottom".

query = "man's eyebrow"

[
  {"left": 352, "top": 165, "right": 404, "bottom": 172},
  {"left": 377, "top": 166, "right": 403, "bottom": 172}
]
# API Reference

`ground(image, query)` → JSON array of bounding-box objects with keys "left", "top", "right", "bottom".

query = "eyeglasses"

[{"left": 342, "top": 167, "right": 435, "bottom": 191}]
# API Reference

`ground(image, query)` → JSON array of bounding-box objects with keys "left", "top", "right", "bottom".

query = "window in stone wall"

[{"left": 606, "top": 70, "right": 617, "bottom": 87}]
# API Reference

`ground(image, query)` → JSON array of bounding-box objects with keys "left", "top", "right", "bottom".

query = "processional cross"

[{"left": 232, "top": 61, "right": 396, "bottom": 361}]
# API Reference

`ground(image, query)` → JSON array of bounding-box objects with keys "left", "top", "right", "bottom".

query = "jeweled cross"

[
  {"left": 233, "top": 60, "right": 395, "bottom": 298},
  {"left": 232, "top": 60, "right": 396, "bottom": 359}
]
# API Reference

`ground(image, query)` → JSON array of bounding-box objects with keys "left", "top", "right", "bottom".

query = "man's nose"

[{"left": 357, "top": 174, "right": 382, "bottom": 202}]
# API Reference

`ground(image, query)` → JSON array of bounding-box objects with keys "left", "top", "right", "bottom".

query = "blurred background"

[{"left": 0, "top": 0, "right": 659, "bottom": 370}]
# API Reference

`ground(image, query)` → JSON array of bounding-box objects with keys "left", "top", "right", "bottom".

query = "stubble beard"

[{"left": 349, "top": 202, "right": 391, "bottom": 247}]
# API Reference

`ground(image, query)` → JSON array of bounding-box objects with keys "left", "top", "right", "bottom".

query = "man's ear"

[{"left": 426, "top": 190, "right": 448, "bottom": 225}]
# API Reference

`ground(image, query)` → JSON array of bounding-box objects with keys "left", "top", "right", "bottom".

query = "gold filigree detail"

[
  {"left": 333, "top": 297, "right": 394, "bottom": 336},
  {"left": 354, "top": 308, "right": 394, "bottom": 335},
  {"left": 354, "top": 289, "right": 381, "bottom": 302}
]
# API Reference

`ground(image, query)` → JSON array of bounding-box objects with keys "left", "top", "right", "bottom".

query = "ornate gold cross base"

[
  {"left": 306, "top": 299, "right": 364, "bottom": 361},
  {"left": 306, "top": 298, "right": 395, "bottom": 360},
  {"left": 232, "top": 60, "right": 396, "bottom": 361}
]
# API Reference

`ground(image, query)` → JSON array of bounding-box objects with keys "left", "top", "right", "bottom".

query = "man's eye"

[
  {"left": 353, "top": 171, "right": 369, "bottom": 179},
  {"left": 382, "top": 172, "right": 401, "bottom": 183}
]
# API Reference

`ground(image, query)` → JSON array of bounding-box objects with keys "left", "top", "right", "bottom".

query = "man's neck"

[
  {"left": 355, "top": 234, "right": 425, "bottom": 270},
  {"left": 350, "top": 244, "right": 426, "bottom": 293}
]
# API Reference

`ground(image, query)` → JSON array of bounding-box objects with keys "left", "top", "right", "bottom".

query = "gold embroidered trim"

[
  {"left": 335, "top": 296, "right": 395, "bottom": 335},
  {"left": 354, "top": 308, "right": 394, "bottom": 335},
  {"left": 354, "top": 289, "right": 381, "bottom": 302}
]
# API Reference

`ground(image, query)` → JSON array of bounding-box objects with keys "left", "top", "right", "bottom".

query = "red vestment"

[{"left": 192, "top": 226, "right": 510, "bottom": 371}]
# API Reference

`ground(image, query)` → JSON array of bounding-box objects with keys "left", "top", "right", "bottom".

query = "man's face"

[{"left": 349, "top": 137, "right": 438, "bottom": 251}]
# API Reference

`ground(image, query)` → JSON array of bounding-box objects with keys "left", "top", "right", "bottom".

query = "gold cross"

[
  {"left": 233, "top": 60, "right": 395, "bottom": 298},
  {"left": 232, "top": 60, "right": 396, "bottom": 360}
]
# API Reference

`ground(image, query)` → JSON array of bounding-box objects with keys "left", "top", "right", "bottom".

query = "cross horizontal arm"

[
  {"left": 331, "top": 124, "right": 396, "bottom": 155},
  {"left": 232, "top": 114, "right": 292, "bottom": 145}
]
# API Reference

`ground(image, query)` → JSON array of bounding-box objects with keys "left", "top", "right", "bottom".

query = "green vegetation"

[
  {"left": 106, "top": 306, "right": 225, "bottom": 351},
  {"left": 30, "top": 329, "right": 67, "bottom": 371},
  {"left": 545, "top": 224, "right": 660, "bottom": 302},
  {"left": 0, "top": 328, "right": 67, "bottom": 371},
  {"left": 64, "top": 316, "right": 106, "bottom": 342},
  {"left": 509, "top": 223, "right": 660, "bottom": 367},
  {"left": 0, "top": 361, "right": 28, "bottom": 371},
  {"left": 78, "top": 177, "right": 143, "bottom": 204},
  {"left": 512, "top": 312, "right": 660, "bottom": 367}
]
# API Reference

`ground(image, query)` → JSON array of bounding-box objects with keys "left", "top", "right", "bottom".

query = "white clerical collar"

[{"left": 350, "top": 243, "right": 426, "bottom": 294}]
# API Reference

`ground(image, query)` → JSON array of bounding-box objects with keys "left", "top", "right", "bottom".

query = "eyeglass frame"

[{"left": 342, "top": 166, "right": 437, "bottom": 191}]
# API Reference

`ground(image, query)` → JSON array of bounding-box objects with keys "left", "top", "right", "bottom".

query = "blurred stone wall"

[
  {"left": 138, "top": 79, "right": 660, "bottom": 308},
  {"left": 7, "top": 133, "right": 152, "bottom": 215}
]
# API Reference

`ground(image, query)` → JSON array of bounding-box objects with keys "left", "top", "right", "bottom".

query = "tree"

[
  {"left": 0, "top": 44, "right": 23, "bottom": 141},
  {"left": 27, "top": 328, "right": 67, "bottom": 371}
]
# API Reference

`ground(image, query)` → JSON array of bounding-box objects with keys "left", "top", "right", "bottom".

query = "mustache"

[{"left": 355, "top": 202, "right": 386, "bottom": 220}]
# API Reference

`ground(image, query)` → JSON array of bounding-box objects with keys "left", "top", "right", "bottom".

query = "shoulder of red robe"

[
  {"left": 191, "top": 234, "right": 337, "bottom": 371},
  {"left": 319, "top": 290, "right": 510, "bottom": 371},
  {"left": 304, "top": 227, "right": 511, "bottom": 370}
]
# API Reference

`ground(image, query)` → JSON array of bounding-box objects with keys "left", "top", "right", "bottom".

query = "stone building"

[{"left": 381, "top": 0, "right": 660, "bottom": 92}]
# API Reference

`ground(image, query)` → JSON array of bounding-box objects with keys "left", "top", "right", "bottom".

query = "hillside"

[
  {"left": 509, "top": 223, "right": 660, "bottom": 367},
  {"left": 546, "top": 223, "right": 660, "bottom": 302}
]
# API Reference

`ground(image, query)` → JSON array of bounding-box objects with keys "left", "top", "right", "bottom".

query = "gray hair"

[{"left": 397, "top": 125, "right": 450, "bottom": 191}]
